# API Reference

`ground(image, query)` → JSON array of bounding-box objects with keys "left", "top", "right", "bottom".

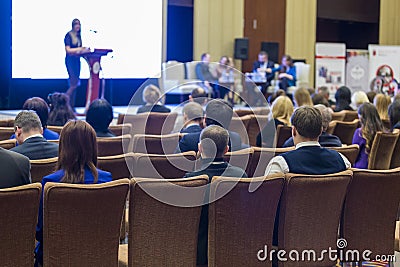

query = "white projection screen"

[{"left": 12, "top": 0, "right": 163, "bottom": 79}]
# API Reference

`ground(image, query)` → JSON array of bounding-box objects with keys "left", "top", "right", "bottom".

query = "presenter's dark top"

[
  {"left": 137, "top": 104, "right": 171, "bottom": 114},
  {"left": 64, "top": 31, "right": 82, "bottom": 58}
]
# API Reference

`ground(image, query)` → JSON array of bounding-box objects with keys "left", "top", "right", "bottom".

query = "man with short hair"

[
  {"left": 180, "top": 102, "right": 204, "bottom": 134},
  {"left": 252, "top": 51, "right": 275, "bottom": 89},
  {"left": 11, "top": 110, "right": 59, "bottom": 160},
  {"left": 265, "top": 106, "right": 350, "bottom": 175},
  {"left": 318, "top": 86, "right": 335, "bottom": 107},
  {"left": 184, "top": 125, "right": 247, "bottom": 266},
  {"left": 189, "top": 87, "right": 208, "bottom": 106}
]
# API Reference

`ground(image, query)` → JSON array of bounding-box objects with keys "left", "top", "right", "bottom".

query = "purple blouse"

[{"left": 352, "top": 128, "right": 369, "bottom": 169}]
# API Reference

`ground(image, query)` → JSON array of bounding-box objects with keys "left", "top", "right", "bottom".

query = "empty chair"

[
  {"left": 0, "top": 118, "right": 14, "bottom": 127},
  {"left": 97, "top": 134, "right": 132, "bottom": 156},
  {"left": 43, "top": 179, "right": 129, "bottom": 267},
  {"left": 0, "top": 138, "right": 17, "bottom": 149},
  {"left": 109, "top": 123, "right": 132, "bottom": 136},
  {"left": 327, "top": 144, "right": 359, "bottom": 166},
  {"left": 119, "top": 176, "right": 208, "bottom": 267},
  {"left": 30, "top": 157, "right": 58, "bottom": 183},
  {"left": 278, "top": 171, "right": 352, "bottom": 267},
  {"left": 368, "top": 131, "right": 399, "bottom": 169},
  {"left": 247, "top": 114, "right": 269, "bottom": 147},
  {"left": 229, "top": 115, "right": 251, "bottom": 145},
  {"left": 208, "top": 175, "right": 284, "bottom": 267},
  {"left": 340, "top": 168, "right": 400, "bottom": 264},
  {"left": 132, "top": 133, "right": 184, "bottom": 154},
  {"left": 0, "top": 127, "right": 15, "bottom": 141},
  {"left": 46, "top": 125, "right": 63, "bottom": 134},
  {"left": 249, "top": 146, "right": 295, "bottom": 177},
  {"left": 390, "top": 136, "right": 400, "bottom": 169},
  {"left": 117, "top": 112, "right": 178, "bottom": 135},
  {"left": 332, "top": 119, "right": 359, "bottom": 145},
  {"left": 222, "top": 147, "right": 254, "bottom": 175},
  {"left": 0, "top": 183, "right": 41, "bottom": 267},
  {"left": 276, "top": 125, "right": 293, "bottom": 148},
  {"left": 133, "top": 151, "right": 196, "bottom": 179},
  {"left": 97, "top": 153, "right": 135, "bottom": 180}
]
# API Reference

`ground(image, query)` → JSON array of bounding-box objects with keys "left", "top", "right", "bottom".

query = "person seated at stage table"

[
  {"left": 267, "top": 54, "right": 297, "bottom": 92},
  {"left": 137, "top": 84, "right": 171, "bottom": 114},
  {"left": 252, "top": 51, "right": 275, "bottom": 85},
  {"left": 10, "top": 111, "right": 59, "bottom": 160},
  {"left": 86, "top": 98, "right": 116, "bottom": 137},
  {"left": 180, "top": 102, "right": 204, "bottom": 134},
  {"left": 47, "top": 92, "right": 77, "bottom": 126}
]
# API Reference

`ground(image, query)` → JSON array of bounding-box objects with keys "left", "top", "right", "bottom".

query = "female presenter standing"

[{"left": 64, "top": 18, "right": 90, "bottom": 109}]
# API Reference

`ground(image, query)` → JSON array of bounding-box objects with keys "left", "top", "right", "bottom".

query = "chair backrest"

[
  {"left": 368, "top": 131, "right": 399, "bottom": 169},
  {"left": 249, "top": 146, "right": 295, "bottom": 177},
  {"left": 278, "top": 170, "right": 352, "bottom": 267},
  {"left": 0, "top": 118, "right": 14, "bottom": 127},
  {"left": 47, "top": 125, "right": 63, "bottom": 134},
  {"left": 327, "top": 144, "right": 360, "bottom": 166},
  {"left": 162, "top": 60, "right": 185, "bottom": 81},
  {"left": 294, "top": 62, "right": 310, "bottom": 87},
  {"left": 247, "top": 114, "right": 269, "bottom": 147},
  {"left": 109, "top": 123, "right": 132, "bottom": 136},
  {"left": 128, "top": 176, "right": 208, "bottom": 266},
  {"left": 331, "top": 111, "right": 346, "bottom": 122},
  {"left": 43, "top": 179, "right": 129, "bottom": 267},
  {"left": 97, "top": 134, "right": 132, "bottom": 156},
  {"left": 233, "top": 109, "right": 254, "bottom": 117},
  {"left": 229, "top": 115, "right": 251, "bottom": 145},
  {"left": 276, "top": 125, "right": 292, "bottom": 148},
  {"left": 208, "top": 175, "right": 284, "bottom": 267},
  {"left": 0, "top": 183, "right": 41, "bottom": 267},
  {"left": 0, "top": 138, "right": 17, "bottom": 149},
  {"left": 97, "top": 153, "right": 135, "bottom": 180},
  {"left": 223, "top": 147, "right": 254, "bottom": 175},
  {"left": 340, "top": 168, "right": 400, "bottom": 258},
  {"left": 118, "top": 112, "right": 178, "bottom": 135},
  {"left": 390, "top": 134, "right": 400, "bottom": 169},
  {"left": 382, "top": 118, "right": 391, "bottom": 130},
  {"left": 342, "top": 110, "right": 359, "bottom": 122},
  {"left": 0, "top": 127, "right": 15, "bottom": 141},
  {"left": 30, "top": 157, "right": 58, "bottom": 183},
  {"left": 133, "top": 151, "right": 197, "bottom": 178},
  {"left": 132, "top": 133, "right": 184, "bottom": 154},
  {"left": 185, "top": 61, "right": 200, "bottom": 80},
  {"left": 326, "top": 120, "right": 336, "bottom": 134},
  {"left": 332, "top": 119, "right": 359, "bottom": 145}
]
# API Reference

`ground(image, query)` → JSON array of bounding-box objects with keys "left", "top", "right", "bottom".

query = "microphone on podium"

[{"left": 89, "top": 29, "right": 98, "bottom": 33}]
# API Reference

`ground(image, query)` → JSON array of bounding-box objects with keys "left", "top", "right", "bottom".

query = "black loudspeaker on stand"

[{"left": 234, "top": 38, "right": 249, "bottom": 60}]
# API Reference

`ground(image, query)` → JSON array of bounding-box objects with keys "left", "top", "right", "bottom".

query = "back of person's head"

[
  {"left": 199, "top": 125, "right": 229, "bottom": 158},
  {"left": 318, "top": 86, "right": 329, "bottom": 98},
  {"left": 271, "top": 95, "right": 294, "bottom": 126},
  {"left": 267, "top": 89, "right": 286, "bottom": 104},
  {"left": 201, "top": 53, "right": 209, "bottom": 61},
  {"left": 358, "top": 102, "right": 383, "bottom": 153},
  {"left": 205, "top": 99, "right": 233, "bottom": 129},
  {"left": 183, "top": 102, "right": 203, "bottom": 122},
  {"left": 190, "top": 87, "right": 208, "bottom": 105},
  {"left": 388, "top": 99, "right": 400, "bottom": 131},
  {"left": 142, "top": 84, "right": 162, "bottom": 105},
  {"left": 14, "top": 110, "right": 42, "bottom": 133},
  {"left": 366, "top": 90, "right": 377, "bottom": 103},
  {"left": 311, "top": 93, "right": 330, "bottom": 107},
  {"left": 47, "top": 92, "right": 76, "bottom": 126},
  {"left": 335, "top": 86, "right": 352, "bottom": 110},
  {"left": 86, "top": 99, "right": 113, "bottom": 132},
  {"left": 259, "top": 51, "right": 268, "bottom": 57},
  {"left": 294, "top": 87, "right": 313, "bottom": 107},
  {"left": 291, "top": 106, "right": 323, "bottom": 139},
  {"left": 314, "top": 104, "right": 332, "bottom": 132},
  {"left": 373, "top": 93, "right": 391, "bottom": 120},
  {"left": 58, "top": 120, "right": 98, "bottom": 184},
  {"left": 22, "top": 97, "right": 49, "bottom": 128},
  {"left": 351, "top": 91, "right": 369, "bottom": 108}
]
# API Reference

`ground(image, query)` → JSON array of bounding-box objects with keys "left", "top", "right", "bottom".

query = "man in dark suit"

[
  {"left": 175, "top": 99, "right": 244, "bottom": 153},
  {"left": 252, "top": 51, "right": 275, "bottom": 89},
  {"left": 11, "top": 110, "right": 59, "bottom": 160},
  {"left": 184, "top": 125, "right": 247, "bottom": 266},
  {"left": 180, "top": 102, "right": 203, "bottom": 134},
  {"left": 0, "top": 148, "right": 31, "bottom": 189}
]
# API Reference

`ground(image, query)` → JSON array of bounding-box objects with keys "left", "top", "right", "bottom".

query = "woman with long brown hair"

[
  {"left": 34, "top": 120, "right": 112, "bottom": 266},
  {"left": 352, "top": 102, "right": 384, "bottom": 169}
]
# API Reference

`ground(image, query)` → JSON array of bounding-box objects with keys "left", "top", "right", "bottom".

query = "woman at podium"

[{"left": 64, "top": 18, "right": 90, "bottom": 108}]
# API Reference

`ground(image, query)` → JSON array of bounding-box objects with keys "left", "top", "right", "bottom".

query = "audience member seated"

[
  {"left": 366, "top": 90, "right": 377, "bottom": 103},
  {"left": 137, "top": 84, "right": 171, "bottom": 114},
  {"left": 311, "top": 93, "right": 330, "bottom": 107},
  {"left": 256, "top": 95, "right": 294, "bottom": 147},
  {"left": 252, "top": 51, "right": 275, "bottom": 91},
  {"left": 293, "top": 87, "right": 313, "bottom": 107},
  {"left": 10, "top": 111, "right": 58, "bottom": 160},
  {"left": 86, "top": 99, "right": 116, "bottom": 137},
  {"left": 0, "top": 146, "right": 30, "bottom": 189},
  {"left": 267, "top": 89, "right": 286, "bottom": 104},
  {"left": 183, "top": 125, "right": 247, "bottom": 266},
  {"left": 47, "top": 92, "right": 77, "bottom": 126},
  {"left": 176, "top": 99, "right": 243, "bottom": 153},
  {"left": 334, "top": 86, "right": 353, "bottom": 112},
  {"left": 180, "top": 102, "right": 204, "bottom": 134},
  {"left": 351, "top": 90, "right": 369, "bottom": 109},
  {"left": 388, "top": 99, "right": 400, "bottom": 131},
  {"left": 352, "top": 102, "right": 384, "bottom": 169},
  {"left": 265, "top": 106, "right": 351, "bottom": 175},
  {"left": 317, "top": 86, "right": 335, "bottom": 107},
  {"left": 373, "top": 93, "right": 391, "bottom": 121},
  {"left": 268, "top": 54, "right": 296, "bottom": 92},
  {"left": 195, "top": 53, "right": 219, "bottom": 97},
  {"left": 283, "top": 104, "right": 342, "bottom": 147},
  {"left": 34, "top": 120, "right": 112, "bottom": 267},
  {"left": 189, "top": 86, "right": 209, "bottom": 106}
]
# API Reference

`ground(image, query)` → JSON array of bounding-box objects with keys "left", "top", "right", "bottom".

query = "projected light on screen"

[{"left": 12, "top": 0, "right": 162, "bottom": 79}]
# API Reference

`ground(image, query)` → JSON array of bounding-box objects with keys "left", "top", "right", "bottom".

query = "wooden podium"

[{"left": 82, "top": 48, "right": 113, "bottom": 111}]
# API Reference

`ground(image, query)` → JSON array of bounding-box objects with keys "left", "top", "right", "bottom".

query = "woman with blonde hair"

[
  {"left": 373, "top": 93, "right": 391, "bottom": 120},
  {"left": 256, "top": 95, "right": 294, "bottom": 147},
  {"left": 351, "top": 90, "right": 369, "bottom": 109},
  {"left": 293, "top": 87, "right": 313, "bottom": 107}
]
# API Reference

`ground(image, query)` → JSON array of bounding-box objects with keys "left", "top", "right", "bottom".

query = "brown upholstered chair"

[
  {"left": 368, "top": 131, "right": 399, "bottom": 170},
  {"left": 118, "top": 176, "right": 208, "bottom": 267},
  {"left": 97, "top": 153, "right": 135, "bottom": 180},
  {"left": 327, "top": 144, "right": 360, "bottom": 166},
  {"left": 109, "top": 123, "right": 132, "bottom": 136},
  {"left": 0, "top": 183, "right": 41, "bottom": 267},
  {"left": 326, "top": 120, "right": 336, "bottom": 134},
  {"left": 276, "top": 125, "right": 292, "bottom": 148},
  {"left": 395, "top": 221, "right": 400, "bottom": 252},
  {"left": 208, "top": 175, "right": 284, "bottom": 267},
  {"left": 278, "top": 171, "right": 352, "bottom": 267},
  {"left": 46, "top": 125, "right": 63, "bottom": 134},
  {"left": 342, "top": 110, "right": 359, "bottom": 122},
  {"left": 382, "top": 118, "right": 391, "bottom": 130},
  {"left": 0, "top": 138, "right": 17, "bottom": 149},
  {"left": 340, "top": 168, "right": 400, "bottom": 263},
  {"left": 0, "top": 127, "right": 15, "bottom": 141},
  {"left": 97, "top": 134, "right": 132, "bottom": 156},
  {"left": 247, "top": 114, "right": 269, "bottom": 147},
  {"left": 132, "top": 133, "right": 184, "bottom": 154},
  {"left": 390, "top": 136, "right": 400, "bottom": 169},
  {"left": 30, "top": 157, "right": 58, "bottom": 183},
  {"left": 43, "top": 179, "right": 129, "bottom": 267},
  {"left": 117, "top": 112, "right": 178, "bottom": 135},
  {"left": 0, "top": 118, "right": 14, "bottom": 127},
  {"left": 133, "top": 151, "right": 197, "bottom": 179},
  {"left": 249, "top": 146, "right": 295, "bottom": 177},
  {"left": 331, "top": 111, "right": 346, "bottom": 122},
  {"left": 233, "top": 109, "right": 254, "bottom": 117},
  {"left": 229, "top": 115, "right": 251, "bottom": 145},
  {"left": 222, "top": 147, "right": 254, "bottom": 176},
  {"left": 332, "top": 119, "right": 359, "bottom": 145}
]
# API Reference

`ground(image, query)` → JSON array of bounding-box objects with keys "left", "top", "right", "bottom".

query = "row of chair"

[{"left": 2, "top": 168, "right": 399, "bottom": 266}]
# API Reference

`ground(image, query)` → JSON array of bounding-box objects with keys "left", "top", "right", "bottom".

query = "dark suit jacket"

[
  {"left": 282, "top": 132, "right": 343, "bottom": 148},
  {"left": 0, "top": 148, "right": 31, "bottom": 189},
  {"left": 180, "top": 124, "right": 202, "bottom": 134},
  {"left": 10, "top": 136, "right": 59, "bottom": 160},
  {"left": 137, "top": 104, "right": 171, "bottom": 114},
  {"left": 252, "top": 60, "right": 275, "bottom": 82}
]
